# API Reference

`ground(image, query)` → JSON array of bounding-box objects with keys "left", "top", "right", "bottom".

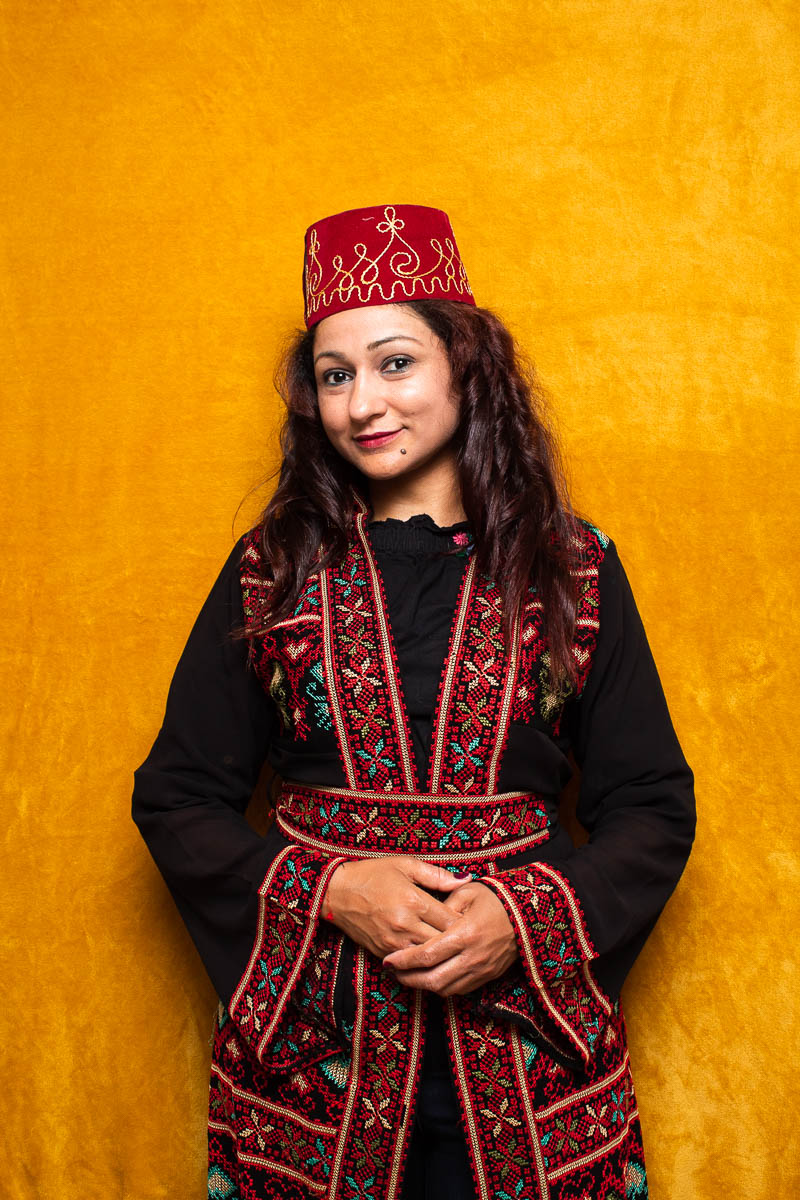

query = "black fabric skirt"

[{"left": 401, "top": 996, "right": 478, "bottom": 1200}]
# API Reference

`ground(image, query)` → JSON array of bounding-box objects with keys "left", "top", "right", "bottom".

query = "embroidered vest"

[{"left": 208, "top": 509, "right": 645, "bottom": 1200}]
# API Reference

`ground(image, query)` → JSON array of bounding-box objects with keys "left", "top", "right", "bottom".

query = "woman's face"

[{"left": 313, "top": 304, "right": 460, "bottom": 491}]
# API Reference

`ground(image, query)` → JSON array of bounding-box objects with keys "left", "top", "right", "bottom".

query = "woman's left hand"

[{"left": 382, "top": 881, "right": 518, "bottom": 996}]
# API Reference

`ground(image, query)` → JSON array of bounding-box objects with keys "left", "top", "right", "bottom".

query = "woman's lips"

[{"left": 353, "top": 429, "right": 402, "bottom": 451}]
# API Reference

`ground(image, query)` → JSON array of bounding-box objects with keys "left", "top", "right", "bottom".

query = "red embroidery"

[
  {"left": 241, "top": 533, "right": 326, "bottom": 742},
  {"left": 277, "top": 783, "right": 552, "bottom": 865},
  {"left": 321, "top": 512, "right": 419, "bottom": 791}
]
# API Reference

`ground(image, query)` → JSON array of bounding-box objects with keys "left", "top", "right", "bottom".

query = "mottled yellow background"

[{"left": 2, "top": 1, "right": 798, "bottom": 1196}]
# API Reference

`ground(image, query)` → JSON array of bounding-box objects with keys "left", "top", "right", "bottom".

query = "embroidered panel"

[
  {"left": 230, "top": 845, "right": 347, "bottom": 1070},
  {"left": 480, "top": 861, "right": 612, "bottom": 1067},
  {"left": 213, "top": 843, "right": 359, "bottom": 1197},
  {"left": 321, "top": 514, "right": 419, "bottom": 791},
  {"left": 426, "top": 561, "right": 522, "bottom": 795},
  {"left": 321, "top": 510, "right": 525, "bottom": 797},
  {"left": 209, "top": 1006, "right": 348, "bottom": 1200},
  {"left": 523, "top": 1009, "right": 648, "bottom": 1200},
  {"left": 240, "top": 532, "right": 327, "bottom": 742},
  {"left": 568, "top": 523, "right": 608, "bottom": 706},
  {"left": 325, "top": 952, "right": 425, "bottom": 1200},
  {"left": 509, "top": 587, "right": 551, "bottom": 729},
  {"left": 445, "top": 1001, "right": 646, "bottom": 1200},
  {"left": 276, "top": 782, "right": 552, "bottom": 865},
  {"left": 509, "top": 522, "right": 608, "bottom": 734},
  {"left": 241, "top": 519, "right": 607, "bottom": 759}
]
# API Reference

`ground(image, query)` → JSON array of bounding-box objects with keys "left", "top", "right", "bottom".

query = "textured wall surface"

[{"left": 2, "top": 1, "right": 798, "bottom": 1196}]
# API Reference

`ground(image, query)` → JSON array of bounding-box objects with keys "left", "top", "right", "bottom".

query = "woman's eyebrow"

[
  {"left": 314, "top": 335, "right": 423, "bottom": 365},
  {"left": 366, "top": 335, "right": 424, "bottom": 351}
]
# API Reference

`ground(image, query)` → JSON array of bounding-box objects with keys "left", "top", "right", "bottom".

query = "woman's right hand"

[{"left": 322, "top": 857, "right": 467, "bottom": 959}]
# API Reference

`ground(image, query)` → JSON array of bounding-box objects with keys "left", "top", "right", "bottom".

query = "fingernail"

[{"left": 455, "top": 871, "right": 472, "bottom": 880}]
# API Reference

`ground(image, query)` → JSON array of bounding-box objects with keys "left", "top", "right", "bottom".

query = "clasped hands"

[{"left": 322, "top": 856, "right": 518, "bottom": 997}]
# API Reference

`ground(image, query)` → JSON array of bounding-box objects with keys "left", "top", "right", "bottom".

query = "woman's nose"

[{"left": 348, "top": 372, "right": 388, "bottom": 422}]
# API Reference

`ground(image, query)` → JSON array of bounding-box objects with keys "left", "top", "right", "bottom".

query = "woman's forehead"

[{"left": 313, "top": 304, "right": 432, "bottom": 351}]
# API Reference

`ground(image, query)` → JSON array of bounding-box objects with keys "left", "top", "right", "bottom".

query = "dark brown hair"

[{"left": 254, "top": 300, "right": 581, "bottom": 683}]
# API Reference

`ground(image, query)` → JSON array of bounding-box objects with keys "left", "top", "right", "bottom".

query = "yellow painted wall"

[{"left": 2, "top": 1, "right": 798, "bottom": 1195}]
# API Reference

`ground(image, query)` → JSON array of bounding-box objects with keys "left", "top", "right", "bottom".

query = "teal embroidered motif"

[
  {"left": 306, "top": 661, "right": 332, "bottom": 730},
  {"left": 294, "top": 577, "right": 321, "bottom": 614},
  {"left": 584, "top": 521, "right": 610, "bottom": 549},
  {"left": 520, "top": 1032, "right": 539, "bottom": 1070},
  {"left": 355, "top": 735, "right": 398, "bottom": 781},
  {"left": 321, "top": 1052, "right": 351, "bottom": 1090},
  {"left": 625, "top": 1159, "right": 648, "bottom": 1197},
  {"left": 208, "top": 1164, "right": 238, "bottom": 1199}
]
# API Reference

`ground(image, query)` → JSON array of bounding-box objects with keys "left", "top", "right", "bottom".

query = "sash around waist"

[{"left": 276, "top": 782, "right": 554, "bottom": 866}]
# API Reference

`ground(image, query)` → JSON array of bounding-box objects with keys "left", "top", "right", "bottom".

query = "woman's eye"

[
  {"left": 383, "top": 356, "right": 413, "bottom": 373},
  {"left": 322, "top": 369, "right": 351, "bottom": 386}
]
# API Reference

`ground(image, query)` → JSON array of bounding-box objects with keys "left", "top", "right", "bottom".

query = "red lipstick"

[{"left": 354, "top": 430, "right": 402, "bottom": 451}]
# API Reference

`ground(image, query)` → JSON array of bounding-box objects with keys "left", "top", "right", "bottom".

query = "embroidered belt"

[{"left": 276, "top": 782, "right": 552, "bottom": 865}]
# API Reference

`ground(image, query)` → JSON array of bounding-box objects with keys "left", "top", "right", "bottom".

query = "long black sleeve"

[
  {"left": 132, "top": 539, "right": 279, "bottom": 1003},
  {"left": 476, "top": 537, "right": 695, "bottom": 1061},
  {"left": 560, "top": 540, "right": 696, "bottom": 993}
]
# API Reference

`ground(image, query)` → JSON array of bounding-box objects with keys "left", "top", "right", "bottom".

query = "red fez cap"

[{"left": 303, "top": 204, "right": 475, "bottom": 328}]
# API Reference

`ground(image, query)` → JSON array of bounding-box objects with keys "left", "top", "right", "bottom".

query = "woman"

[{"left": 133, "top": 204, "right": 695, "bottom": 1200}]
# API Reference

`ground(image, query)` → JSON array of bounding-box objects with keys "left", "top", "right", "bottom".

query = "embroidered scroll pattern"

[{"left": 304, "top": 205, "right": 473, "bottom": 323}]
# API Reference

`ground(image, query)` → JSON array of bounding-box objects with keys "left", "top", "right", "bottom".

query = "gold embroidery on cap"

[{"left": 305, "top": 206, "right": 473, "bottom": 322}]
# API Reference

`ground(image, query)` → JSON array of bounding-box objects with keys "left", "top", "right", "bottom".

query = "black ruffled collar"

[{"left": 367, "top": 513, "right": 473, "bottom": 556}]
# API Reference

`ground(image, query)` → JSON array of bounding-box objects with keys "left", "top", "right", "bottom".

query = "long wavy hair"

[{"left": 253, "top": 299, "right": 582, "bottom": 683}]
